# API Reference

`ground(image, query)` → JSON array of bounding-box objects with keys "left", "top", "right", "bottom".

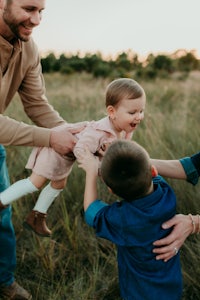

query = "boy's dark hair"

[{"left": 101, "top": 140, "right": 152, "bottom": 201}]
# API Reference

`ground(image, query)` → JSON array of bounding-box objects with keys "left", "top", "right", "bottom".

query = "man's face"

[{"left": 2, "top": 0, "right": 45, "bottom": 41}]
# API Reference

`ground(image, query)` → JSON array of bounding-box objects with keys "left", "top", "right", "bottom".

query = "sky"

[{"left": 33, "top": 0, "right": 200, "bottom": 59}]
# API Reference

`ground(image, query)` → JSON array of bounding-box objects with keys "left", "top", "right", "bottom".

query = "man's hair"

[
  {"left": 105, "top": 78, "right": 145, "bottom": 107},
  {"left": 101, "top": 140, "right": 152, "bottom": 201}
]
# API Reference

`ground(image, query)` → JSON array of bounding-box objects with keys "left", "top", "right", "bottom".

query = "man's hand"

[
  {"left": 50, "top": 122, "right": 87, "bottom": 155},
  {"left": 152, "top": 214, "right": 192, "bottom": 262}
]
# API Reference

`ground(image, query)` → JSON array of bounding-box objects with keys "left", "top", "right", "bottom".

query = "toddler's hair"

[{"left": 105, "top": 78, "right": 145, "bottom": 107}]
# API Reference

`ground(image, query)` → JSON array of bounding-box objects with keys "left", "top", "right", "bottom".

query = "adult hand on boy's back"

[{"left": 152, "top": 214, "right": 192, "bottom": 262}]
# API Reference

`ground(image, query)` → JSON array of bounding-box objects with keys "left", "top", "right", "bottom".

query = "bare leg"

[{"left": 29, "top": 172, "right": 47, "bottom": 189}]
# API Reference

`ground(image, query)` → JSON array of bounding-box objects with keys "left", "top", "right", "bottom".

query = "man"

[{"left": 0, "top": 0, "right": 84, "bottom": 299}]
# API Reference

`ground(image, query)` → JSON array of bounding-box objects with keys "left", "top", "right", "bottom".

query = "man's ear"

[{"left": 106, "top": 105, "right": 116, "bottom": 120}]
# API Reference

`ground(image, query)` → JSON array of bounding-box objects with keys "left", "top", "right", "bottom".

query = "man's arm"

[
  {"left": 4, "top": 38, "right": 86, "bottom": 154},
  {"left": 0, "top": 114, "right": 50, "bottom": 147},
  {"left": 0, "top": 115, "right": 85, "bottom": 155}
]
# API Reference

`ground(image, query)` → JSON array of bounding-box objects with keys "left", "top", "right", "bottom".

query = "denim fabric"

[
  {"left": 179, "top": 157, "right": 199, "bottom": 185},
  {"left": 86, "top": 176, "right": 182, "bottom": 300},
  {"left": 0, "top": 145, "right": 16, "bottom": 286},
  {"left": 191, "top": 152, "right": 200, "bottom": 176}
]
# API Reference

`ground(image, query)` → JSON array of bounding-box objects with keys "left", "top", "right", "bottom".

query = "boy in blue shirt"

[{"left": 78, "top": 140, "right": 183, "bottom": 300}]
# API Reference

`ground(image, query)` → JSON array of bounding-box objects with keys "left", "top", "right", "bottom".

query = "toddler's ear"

[
  {"left": 106, "top": 105, "right": 116, "bottom": 120},
  {"left": 151, "top": 165, "right": 158, "bottom": 177}
]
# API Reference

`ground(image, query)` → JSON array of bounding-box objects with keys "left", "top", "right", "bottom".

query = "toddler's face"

[{"left": 110, "top": 95, "right": 146, "bottom": 134}]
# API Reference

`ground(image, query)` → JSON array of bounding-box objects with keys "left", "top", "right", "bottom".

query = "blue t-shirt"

[{"left": 85, "top": 176, "right": 182, "bottom": 300}]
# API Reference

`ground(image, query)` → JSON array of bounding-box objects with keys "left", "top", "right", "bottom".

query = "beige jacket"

[{"left": 0, "top": 35, "right": 64, "bottom": 147}]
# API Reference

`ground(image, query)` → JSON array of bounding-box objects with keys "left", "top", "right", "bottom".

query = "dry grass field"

[{"left": 5, "top": 71, "right": 200, "bottom": 299}]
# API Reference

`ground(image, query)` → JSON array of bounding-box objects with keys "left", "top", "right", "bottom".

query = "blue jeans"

[{"left": 0, "top": 145, "right": 16, "bottom": 286}]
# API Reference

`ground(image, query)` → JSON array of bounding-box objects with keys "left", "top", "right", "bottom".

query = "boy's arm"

[
  {"left": 78, "top": 148, "right": 99, "bottom": 211},
  {"left": 83, "top": 167, "right": 98, "bottom": 211}
]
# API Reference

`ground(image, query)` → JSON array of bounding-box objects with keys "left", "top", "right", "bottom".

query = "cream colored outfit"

[{"left": 26, "top": 117, "right": 132, "bottom": 180}]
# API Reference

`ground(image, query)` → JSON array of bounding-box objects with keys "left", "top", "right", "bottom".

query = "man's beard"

[{"left": 3, "top": 5, "right": 30, "bottom": 42}]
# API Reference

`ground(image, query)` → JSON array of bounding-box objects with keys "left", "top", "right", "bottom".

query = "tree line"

[{"left": 41, "top": 49, "right": 200, "bottom": 79}]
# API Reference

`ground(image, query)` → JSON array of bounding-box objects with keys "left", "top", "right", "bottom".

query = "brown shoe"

[
  {"left": 0, "top": 200, "right": 8, "bottom": 211},
  {"left": 0, "top": 281, "right": 32, "bottom": 300},
  {"left": 23, "top": 210, "right": 51, "bottom": 237}
]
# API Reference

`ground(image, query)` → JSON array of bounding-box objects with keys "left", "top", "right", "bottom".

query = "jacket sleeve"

[
  {"left": 18, "top": 43, "right": 64, "bottom": 130},
  {"left": 191, "top": 152, "right": 200, "bottom": 176},
  {"left": 0, "top": 40, "right": 65, "bottom": 146},
  {"left": 0, "top": 114, "right": 51, "bottom": 146},
  {"left": 179, "top": 155, "right": 199, "bottom": 185}
]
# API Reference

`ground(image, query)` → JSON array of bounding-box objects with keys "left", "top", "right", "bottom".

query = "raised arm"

[{"left": 78, "top": 148, "right": 100, "bottom": 211}]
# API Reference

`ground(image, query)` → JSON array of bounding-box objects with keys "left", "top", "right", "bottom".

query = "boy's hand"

[{"left": 78, "top": 147, "right": 99, "bottom": 176}]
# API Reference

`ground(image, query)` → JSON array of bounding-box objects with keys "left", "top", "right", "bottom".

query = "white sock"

[
  {"left": 0, "top": 178, "right": 38, "bottom": 205},
  {"left": 33, "top": 183, "right": 63, "bottom": 213}
]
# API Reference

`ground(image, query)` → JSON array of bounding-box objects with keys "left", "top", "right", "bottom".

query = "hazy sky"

[{"left": 33, "top": 0, "right": 200, "bottom": 59}]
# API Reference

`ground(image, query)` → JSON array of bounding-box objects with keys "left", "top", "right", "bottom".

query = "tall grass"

[{"left": 5, "top": 72, "right": 200, "bottom": 299}]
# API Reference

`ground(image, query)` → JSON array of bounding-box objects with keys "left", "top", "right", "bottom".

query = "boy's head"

[
  {"left": 101, "top": 140, "right": 153, "bottom": 201},
  {"left": 105, "top": 78, "right": 145, "bottom": 107}
]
